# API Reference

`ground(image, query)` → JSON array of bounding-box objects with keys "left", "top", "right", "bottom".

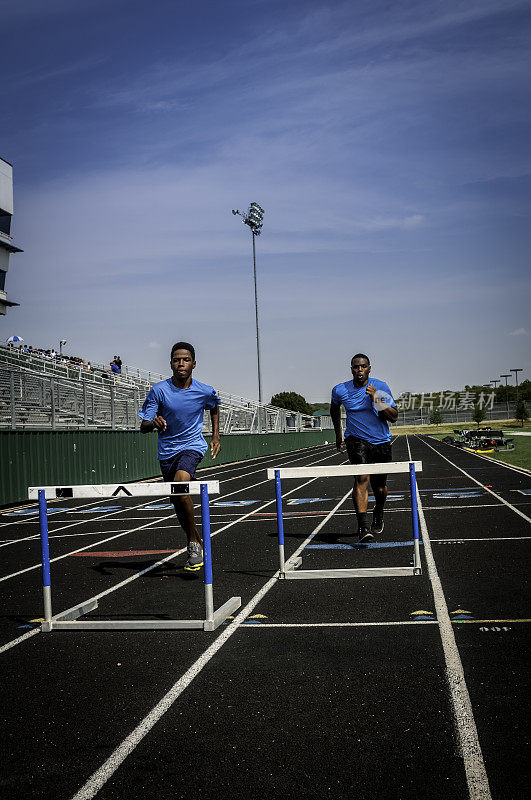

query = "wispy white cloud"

[
  {"left": 4, "top": 0, "right": 530, "bottom": 396},
  {"left": 508, "top": 327, "right": 529, "bottom": 336}
]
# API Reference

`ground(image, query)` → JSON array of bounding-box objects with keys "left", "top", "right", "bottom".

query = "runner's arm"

[
  {"left": 378, "top": 405, "right": 398, "bottom": 423},
  {"left": 210, "top": 405, "right": 221, "bottom": 457},
  {"left": 330, "top": 401, "right": 343, "bottom": 451},
  {"left": 140, "top": 416, "right": 166, "bottom": 433}
]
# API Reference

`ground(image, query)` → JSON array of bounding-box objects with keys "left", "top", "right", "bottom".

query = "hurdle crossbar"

[
  {"left": 28, "top": 481, "right": 220, "bottom": 500},
  {"left": 30, "top": 482, "right": 240, "bottom": 632},
  {"left": 266, "top": 462, "right": 422, "bottom": 479},
  {"left": 269, "top": 461, "right": 422, "bottom": 580}
]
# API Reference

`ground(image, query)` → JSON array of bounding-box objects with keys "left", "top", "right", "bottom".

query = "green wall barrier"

[{"left": 0, "top": 429, "right": 332, "bottom": 507}]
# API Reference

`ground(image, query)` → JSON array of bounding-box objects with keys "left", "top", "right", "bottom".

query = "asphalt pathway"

[{"left": 0, "top": 436, "right": 529, "bottom": 800}]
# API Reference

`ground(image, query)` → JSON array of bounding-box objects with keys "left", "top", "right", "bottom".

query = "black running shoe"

[
  {"left": 358, "top": 528, "right": 375, "bottom": 544},
  {"left": 371, "top": 510, "right": 384, "bottom": 535}
]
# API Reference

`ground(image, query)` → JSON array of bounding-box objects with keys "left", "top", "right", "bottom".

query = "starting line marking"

[
  {"left": 235, "top": 619, "right": 531, "bottom": 628},
  {"left": 306, "top": 540, "right": 418, "bottom": 550}
]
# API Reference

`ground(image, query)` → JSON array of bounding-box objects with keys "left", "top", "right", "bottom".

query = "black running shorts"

[{"left": 344, "top": 436, "right": 392, "bottom": 465}]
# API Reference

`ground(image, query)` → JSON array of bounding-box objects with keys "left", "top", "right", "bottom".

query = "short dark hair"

[
  {"left": 171, "top": 341, "right": 195, "bottom": 360},
  {"left": 351, "top": 353, "right": 370, "bottom": 365}
]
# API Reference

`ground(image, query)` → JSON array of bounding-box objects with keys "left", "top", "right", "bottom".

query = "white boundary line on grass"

[
  {"left": 68, "top": 485, "right": 351, "bottom": 800},
  {"left": 419, "top": 437, "right": 530, "bottom": 523},
  {"left": 406, "top": 436, "right": 492, "bottom": 800}
]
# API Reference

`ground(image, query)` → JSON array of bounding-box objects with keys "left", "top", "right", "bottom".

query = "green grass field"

[{"left": 391, "top": 419, "right": 530, "bottom": 437}]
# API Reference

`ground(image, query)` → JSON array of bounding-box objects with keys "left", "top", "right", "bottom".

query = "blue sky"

[{"left": 2, "top": 0, "right": 530, "bottom": 400}]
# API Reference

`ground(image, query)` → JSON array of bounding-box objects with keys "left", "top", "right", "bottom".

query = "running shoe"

[
  {"left": 358, "top": 528, "right": 375, "bottom": 544},
  {"left": 184, "top": 541, "right": 203, "bottom": 572},
  {"left": 371, "top": 510, "right": 384, "bottom": 535}
]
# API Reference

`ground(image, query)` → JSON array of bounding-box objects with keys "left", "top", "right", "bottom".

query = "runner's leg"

[
  {"left": 171, "top": 469, "right": 202, "bottom": 546},
  {"left": 370, "top": 474, "right": 388, "bottom": 511}
]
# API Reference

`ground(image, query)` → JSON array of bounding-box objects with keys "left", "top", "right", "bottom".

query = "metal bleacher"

[{"left": 0, "top": 345, "right": 329, "bottom": 433}]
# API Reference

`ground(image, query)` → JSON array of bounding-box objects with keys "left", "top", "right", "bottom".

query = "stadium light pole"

[
  {"left": 59, "top": 339, "right": 67, "bottom": 356},
  {"left": 232, "top": 203, "right": 265, "bottom": 414},
  {"left": 490, "top": 379, "right": 500, "bottom": 388},
  {"left": 510, "top": 368, "right": 523, "bottom": 403},
  {"left": 500, "top": 374, "right": 511, "bottom": 419}
]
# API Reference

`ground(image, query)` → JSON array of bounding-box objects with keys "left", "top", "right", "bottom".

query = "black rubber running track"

[{"left": 0, "top": 435, "right": 529, "bottom": 799}]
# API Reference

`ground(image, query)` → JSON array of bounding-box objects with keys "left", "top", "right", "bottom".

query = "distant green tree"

[
  {"left": 271, "top": 391, "right": 313, "bottom": 415},
  {"left": 515, "top": 400, "right": 529, "bottom": 428},
  {"left": 472, "top": 403, "right": 487, "bottom": 428},
  {"left": 429, "top": 408, "right": 444, "bottom": 428},
  {"left": 310, "top": 402, "right": 330, "bottom": 414}
]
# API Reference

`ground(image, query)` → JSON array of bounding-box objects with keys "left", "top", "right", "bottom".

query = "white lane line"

[
  {"left": 431, "top": 536, "right": 531, "bottom": 543},
  {"left": 0, "top": 445, "right": 337, "bottom": 552},
  {"left": 0, "top": 495, "right": 146, "bottom": 532},
  {"left": 240, "top": 620, "right": 438, "bottom": 628},
  {"left": 0, "top": 452, "right": 344, "bottom": 653},
  {"left": 0, "top": 499, "right": 174, "bottom": 550},
  {"left": 0, "top": 514, "right": 176, "bottom": 584},
  {"left": 407, "top": 436, "right": 492, "bottom": 800},
  {"left": 0, "top": 448, "right": 342, "bottom": 580},
  {"left": 69, "top": 470, "right": 349, "bottom": 800},
  {"left": 194, "top": 441, "right": 333, "bottom": 479},
  {"left": 0, "top": 628, "right": 41, "bottom": 655},
  {"left": 70, "top": 578, "right": 278, "bottom": 800},
  {"left": 431, "top": 437, "right": 531, "bottom": 477},
  {"left": 419, "top": 437, "right": 530, "bottom": 524}
]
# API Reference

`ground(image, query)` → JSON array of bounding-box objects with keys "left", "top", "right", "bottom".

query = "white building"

[{"left": 0, "top": 157, "right": 23, "bottom": 315}]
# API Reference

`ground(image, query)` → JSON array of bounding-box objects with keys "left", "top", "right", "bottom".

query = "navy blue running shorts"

[{"left": 160, "top": 450, "right": 204, "bottom": 481}]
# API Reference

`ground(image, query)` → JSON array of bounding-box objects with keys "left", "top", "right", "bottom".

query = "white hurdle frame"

[
  {"left": 28, "top": 482, "right": 241, "bottom": 632},
  {"left": 267, "top": 461, "right": 423, "bottom": 580}
]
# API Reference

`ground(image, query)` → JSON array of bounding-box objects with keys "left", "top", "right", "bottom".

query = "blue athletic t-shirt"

[
  {"left": 331, "top": 378, "right": 396, "bottom": 445},
  {"left": 139, "top": 378, "right": 220, "bottom": 460}
]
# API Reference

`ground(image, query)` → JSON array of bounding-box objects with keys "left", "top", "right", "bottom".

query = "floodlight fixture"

[{"left": 232, "top": 201, "right": 266, "bottom": 409}]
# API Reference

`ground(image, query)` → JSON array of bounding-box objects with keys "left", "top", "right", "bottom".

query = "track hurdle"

[
  {"left": 268, "top": 461, "right": 423, "bottom": 579},
  {"left": 28, "top": 482, "right": 241, "bottom": 632}
]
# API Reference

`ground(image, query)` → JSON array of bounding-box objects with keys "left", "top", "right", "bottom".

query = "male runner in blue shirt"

[
  {"left": 139, "top": 342, "right": 221, "bottom": 572},
  {"left": 330, "top": 353, "right": 398, "bottom": 542}
]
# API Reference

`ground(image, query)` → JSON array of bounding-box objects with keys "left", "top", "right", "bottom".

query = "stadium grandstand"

[{"left": 0, "top": 342, "right": 331, "bottom": 433}]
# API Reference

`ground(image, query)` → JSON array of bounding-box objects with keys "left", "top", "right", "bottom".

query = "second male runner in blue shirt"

[
  {"left": 139, "top": 341, "right": 221, "bottom": 572},
  {"left": 330, "top": 353, "right": 398, "bottom": 542}
]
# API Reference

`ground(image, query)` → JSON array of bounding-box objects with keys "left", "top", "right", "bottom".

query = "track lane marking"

[
  {"left": 407, "top": 436, "right": 492, "bottom": 800},
  {"left": 418, "top": 437, "right": 530, "bottom": 523},
  {"left": 0, "top": 452, "right": 345, "bottom": 653},
  {"left": 241, "top": 620, "right": 438, "bottom": 628},
  {"left": 0, "top": 628, "right": 40, "bottom": 655},
  {"left": 0, "top": 448, "right": 342, "bottom": 581},
  {"left": 0, "top": 444, "right": 334, "bottom": 543},
  {"left": 431, "top": 436, "right": 531, "bottom": 477},
  {"left": 68, "top": 478, "right": 351, "bottom": 800}
]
